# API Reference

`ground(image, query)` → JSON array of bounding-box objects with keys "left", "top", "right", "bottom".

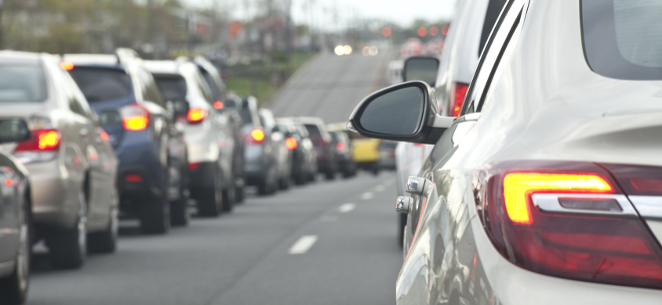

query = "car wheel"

[
  {"left": 140, "top": 170, "right": 171, "bottom": 234},
  {"left": 88, "top": 206, "right": 118, "bottom": 253},
  {"left": 48, "top": 191, "right": 86, "bottom": 269},
  {"left": 0, "top": 196, "right": 31, "bottom": 304},
  {"left": 221, "top": 186, "right": 235, "bottom": 213},
  {"left": 325, "top": 170, "right": 335, "bottom": 180},
  {"left": 279, "top": 175, "right": 290, "bottom": 190},
  {"left": 170, "top": 195, "right": 189, "bottom": 226},
  {"left": 197, "top": 165, "right": 222, "bottom": 217},
  {"left": 235, "top": 185, "right": 245, "bottom": 204}
]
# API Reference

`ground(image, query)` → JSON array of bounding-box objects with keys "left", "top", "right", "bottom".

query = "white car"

[{"left": 349, "top": 0, "right": 662, "bottom": 303}]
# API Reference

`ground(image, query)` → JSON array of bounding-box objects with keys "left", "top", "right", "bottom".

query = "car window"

[
  {"left": 461, "top": 1, "right": 523, "bottom": 116},
  {"left": 581, "top": 0, "right": 662, "bottom": 80},
  {"left": 62, "top": 70, "right": 94, "bottom": 119},
  {"left": 154, "top": 75, "right": 187, "bottom": 102},
  {"left": 139, "top": 69, "right": 165, "bottom": 106},
  {"left": 304, "top": 124, "right": 323, "bottom": 140},
  {"left": 0, "top": 61, "right": 47, "bottom": 102},
  {"left": 69, "top": 68, "right": 132, "bottom": 103},
  {"left": 194, "top": 72, "right": 214, "bottom": 105}
]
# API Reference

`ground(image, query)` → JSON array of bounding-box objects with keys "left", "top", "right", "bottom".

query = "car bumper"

[{"left": 27, "top": 160, "right": 77, "bottom": 230}]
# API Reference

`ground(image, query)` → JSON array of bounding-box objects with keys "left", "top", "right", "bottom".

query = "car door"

[
  {"left": 397, "top": 1, "right": 527, "bottom": 304},
  {"left": 0, "top": 159, "right": 19, "bottom": 263}
]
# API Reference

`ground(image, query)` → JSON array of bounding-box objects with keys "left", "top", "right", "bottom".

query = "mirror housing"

[
  {"left": 403, "top": 56, "right": 440, "bottom": 86},
  {"left": 167, "top": 100, "right": 189, "bottom": 118},
  {"left": 0, "top": 119, "right": 30, "bottom": 144},
  {"left": 348, "top": 81, "right": 454, "bottom": 144}
]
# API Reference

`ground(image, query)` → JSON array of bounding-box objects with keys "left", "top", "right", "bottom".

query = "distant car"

[
  {"left": 0, "top": 51, "right": 119, "bottom": 270},
  {"left": 328, "top": 130, "right": 356, "bottom": 178},
  {"left": 259, "top": 109, "right": 292, "bottom": 190},
  {"left": 144, "top": 59, "right": 236, "bottom": 216},
  {"left": 275, "top": 118, "right": 317, "bottom": 185},
  {"left": 347, "top": 132, "right": 380, "bottom": 175},
  {"left": 378, "top": 141, "right": 397, "bottom": 170},
  {"left": 292, "top": 117, "right": 336, "bottom": 180},
  {"left": 238, "top": 96, "right": 279, "bottom": 195},
  {"left": 65, "top": 50, "right": 188, "bottom": 231},
  {"left": 193, "top": 57, "right": 246, "bottom": 203},
  {"left": 0, "top": 118, "right": 31, "bottom": 304}
]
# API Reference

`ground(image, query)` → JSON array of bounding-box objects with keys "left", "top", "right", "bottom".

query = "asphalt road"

[
  {"left": 26, "top": 51, "right": 401, "bottom": 304},
  {"left": 269, "top": 51, "right": 391, "bottom": 124}
]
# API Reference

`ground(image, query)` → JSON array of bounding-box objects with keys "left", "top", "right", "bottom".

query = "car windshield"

[
  {"left": 0, "top": 62, "right": 47, "bottom": 102},
  {"left": 69, "top": 67, "right": 132, "bottom": 102},
  {"left": 154, "top": 75, "right": 187, "bottom": 102},
  {"left": 582, "top": 0, "right": 662, "bottom": 80}
]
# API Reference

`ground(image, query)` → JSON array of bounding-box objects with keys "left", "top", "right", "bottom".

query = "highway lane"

[
  {"left": 269, "top": 51, "right": 392, "bottom": 124},
  {"left": 27, "top": 173, "right": 401, "bottom": 305}
]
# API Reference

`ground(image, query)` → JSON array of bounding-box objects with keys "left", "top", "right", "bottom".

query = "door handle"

[{"left": 405, "top": 176, "right": 426, "bottom": 195}]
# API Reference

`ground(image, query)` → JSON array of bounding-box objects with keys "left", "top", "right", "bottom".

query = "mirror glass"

[
  {"left": 0, "top": 119, "right": 30, "bottom": 143},
  {"left": 170, "top": 100, "right": 189, "bottom": 116},
  {"left": 99, "top": 110, "right": 122, "bottom": 127},
  {"left": 359, "top": 86, "right": 424, "bottom": 136},
  {"left": 404, "top": 57, "right": 439, "bottom": 86}
]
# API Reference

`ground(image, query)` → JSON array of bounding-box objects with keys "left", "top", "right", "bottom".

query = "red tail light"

[
  {"left": 336, "top": 142, "right": 347, "bottom": 150},
  {"left": 213, "top": 101, "right": 224, "bottom": 109},
  {"left": 188, "top": 163, "right": 200, "bottom": 171},
  {"left": 124, "top": 174, "right": 143, "bottom": 182},
  {"left": 602, "top": 164, "right": 662, "bottom": 196},
  {"left": 14, "top": 129, "right": 61, "bottom": 152},
  {"left": 285, "top": 137, "right": 297, "bottom": 150},
  {"left": 60, "top": 62, "right": 74, "bottom": 71},
  {"left": 120, "top": 104, "right": 149, "bottom": 131},
  {"left": 187, "top": 108, "right": 207, "bottom": 124},
  {"left": 474, "top": 160, "right": 662, "bottom": 289},
  {"left": 449, "top": 82, "right": 469, "bottom": 117},
  {"left": 247, "top": 129, "right": 265, "bottom": 144}
]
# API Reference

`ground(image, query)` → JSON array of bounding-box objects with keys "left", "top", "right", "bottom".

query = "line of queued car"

[{"left": 0, "top": 48, "right": 362, "bottom": 304}]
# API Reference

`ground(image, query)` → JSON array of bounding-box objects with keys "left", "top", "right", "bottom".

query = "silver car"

[
  {"left": 144, "top": 60, "right": 236, "bottom": 216},
  {"left": 349, "top": 0, "right": 662, "bottom": 303},
  {"left": 0, "top": 119, "right": 31, "bottom": 304},
  {"left": 0, "top": 51, "right": 119, "bottom": 270},
  {"left": 259, "top": 109, "right": 292, "bottom": 190}
]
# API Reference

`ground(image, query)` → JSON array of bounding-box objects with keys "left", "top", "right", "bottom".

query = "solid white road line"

[
  {"left": 361, "top": 192, "right": 374, "bottom": 200},
  {"left": 288, "top": 235, "right": 318, "bottom": 254},
  {"left": 338, "top": 203, "right": 356, "bottom": 213}
]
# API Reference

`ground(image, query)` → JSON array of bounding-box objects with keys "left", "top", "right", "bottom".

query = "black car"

[{"left": 291, "top": 117, "right": 336, "bottom": 180}]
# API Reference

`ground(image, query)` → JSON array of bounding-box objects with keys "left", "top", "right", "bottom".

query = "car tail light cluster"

[
  {"left": 335, "top": 142, "right": 347, "bottom": 151},
  {"left": 474, "top": 160, "right": 662, "bottom": 289},
  {"left": 187, "top": 108, "right": 207, "bottom": 124},
  {"left": 120, "top": 104, "right": 149, "bottom": 131},
  {"left": 246, "top": 129, "right": 265, "bottom": 144},
  {"left": 449, "top": 82, "right": 469, "bottom": 117},
  {"left": 15, "top": 129, "right": 60, "bottom": 152},
  {"left": 285, "top": 137, "right": 297, "bottom": 150}
]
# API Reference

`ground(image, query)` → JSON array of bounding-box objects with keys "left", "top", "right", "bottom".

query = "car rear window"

[
  {"left": 0, "top": 62, "right": 47, "bottom": 102},
  {"left": 154, "top": 76, "right": 187, "bottom": 102},
  {"left": 69, "top": 68, "right": 132, "bottom": 102},
  {"left": 329, "top": 132, "right": 338, "bottom": 143},
  {"left": 240, "top": 107, "right": 253, "bottom": 124},
  {"left": 304, "top": 124, "right": 322, "bottom": 140},
  {"left": 582, "top": 0, "right": 662, "bottom": 80}
]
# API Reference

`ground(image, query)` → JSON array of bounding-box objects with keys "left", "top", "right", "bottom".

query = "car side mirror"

[
  {"left": 0, "top": 119, "right": 30, "bottom": 144},
  {"left": 403, "top": 56, "right": 440, "bottom": 86},
  {"left": 348, "top": 81, "right": 454, "bottom": 144},
  {"left": 168, "top": 100, "right": 189, "bottom": 118}
]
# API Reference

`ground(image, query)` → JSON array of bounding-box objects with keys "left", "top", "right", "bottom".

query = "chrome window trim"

[
  {"left": 532, "top": 194, "right": 638, "bottom": 216},
  {"left": 628, "top": 196, "right": 662, "bottom": 220}
]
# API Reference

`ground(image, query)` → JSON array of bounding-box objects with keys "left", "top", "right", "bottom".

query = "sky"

[{"left": 181, "top": 0, "right": 457, "bottom": 28}]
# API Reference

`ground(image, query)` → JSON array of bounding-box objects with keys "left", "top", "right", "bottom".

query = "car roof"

[
  {"left": 63, "top": 54, "right": 120, "bottom": 66},
  {"left": 142, "top": 60, "right": 180, "bottom": 75},
  {"left": 0, "top": 50, "right": 45, "bottom": 61}
]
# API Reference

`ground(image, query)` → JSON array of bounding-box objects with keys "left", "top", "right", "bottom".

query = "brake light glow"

[
  {"left": 60, "top": 62, "right": 74, "bottom": 71},
  {"left": 214, "top": 101, "right": 224, "bottom": 109},
  {"left": 188, "top": 163, "right": 200, "bottom": 171},
  {"left": 503, "top": 173, "right": 613, "bottom": 224},
  {"left": 120, "top": 104, "right": 150, "bottom": 131},
  {"left": 100, "top": 131, "right": 109, "bottom": 141},
  {"left": 336, "top": 142, "right": 346, "bottom": 150},
  {"left": 14, "top": 129, "right": 61, "bottom": 152},
  {"left": 285, "top": 137, "right": 297, "bottom": 150},
  {"left": 187, "top": 108, "right": 207, "bottom": 123},
  {"left": 602, "top": 163, "right": 662, "bottom": 196},
  {"left": 250, "top": 129, "right": 265, "bottom": 143},
  {"left": 475, "top": 161, "right": 662, "bottom": 290},
  {"left": 449, "top": 82, "right": 469, "bottom": 117},
  {"left": 125, "top": 174, "right": 143, "bottom": 182}
]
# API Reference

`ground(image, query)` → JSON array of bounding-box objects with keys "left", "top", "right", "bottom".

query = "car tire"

[
  {"left": 88, "top": 207, "right": 118, "bottom": 253},
  {"left": 140, "top": 193, "right": 171, "bottom": 234},
  {"left": 221, "top": 187, "right": 235, "bottom": 213},
  {"left": 0, "top": 195, "right": 31, "bottom": 304},
  {"left": 197, "top": 165, "right": 222, "bottom": 217},
  {"left": 235, "top": 185, "right": 245, "bottom": 204},
  {"left": 170, "top": 195, "right": 189, "bottom": 226},
  {"left": 325, "top": 170, "right": 335, "bottom": 180},
  {"left": 279, "top": 175, "right": 290, "bottom": 190},
  {"left": 48, "top": 192, "right": 86, "bottom": 269}
]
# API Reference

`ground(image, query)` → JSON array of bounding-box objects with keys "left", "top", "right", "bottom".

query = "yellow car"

[{"left": 348, "top": 134, "right": 381, "bottom": 175}]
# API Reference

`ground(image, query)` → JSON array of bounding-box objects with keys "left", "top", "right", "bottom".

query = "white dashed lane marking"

[
  {"left": 338, "top": 203, "right": 356, "bottom": 213},
  {"left": 375, "top": 185, "right": 385, "bottom": 192},
  {"left": 288, "top": 235, "right": 318, "bottom": 254},
  {"left": 361, "top": 192, "right": 374, "bottom": 200}
]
